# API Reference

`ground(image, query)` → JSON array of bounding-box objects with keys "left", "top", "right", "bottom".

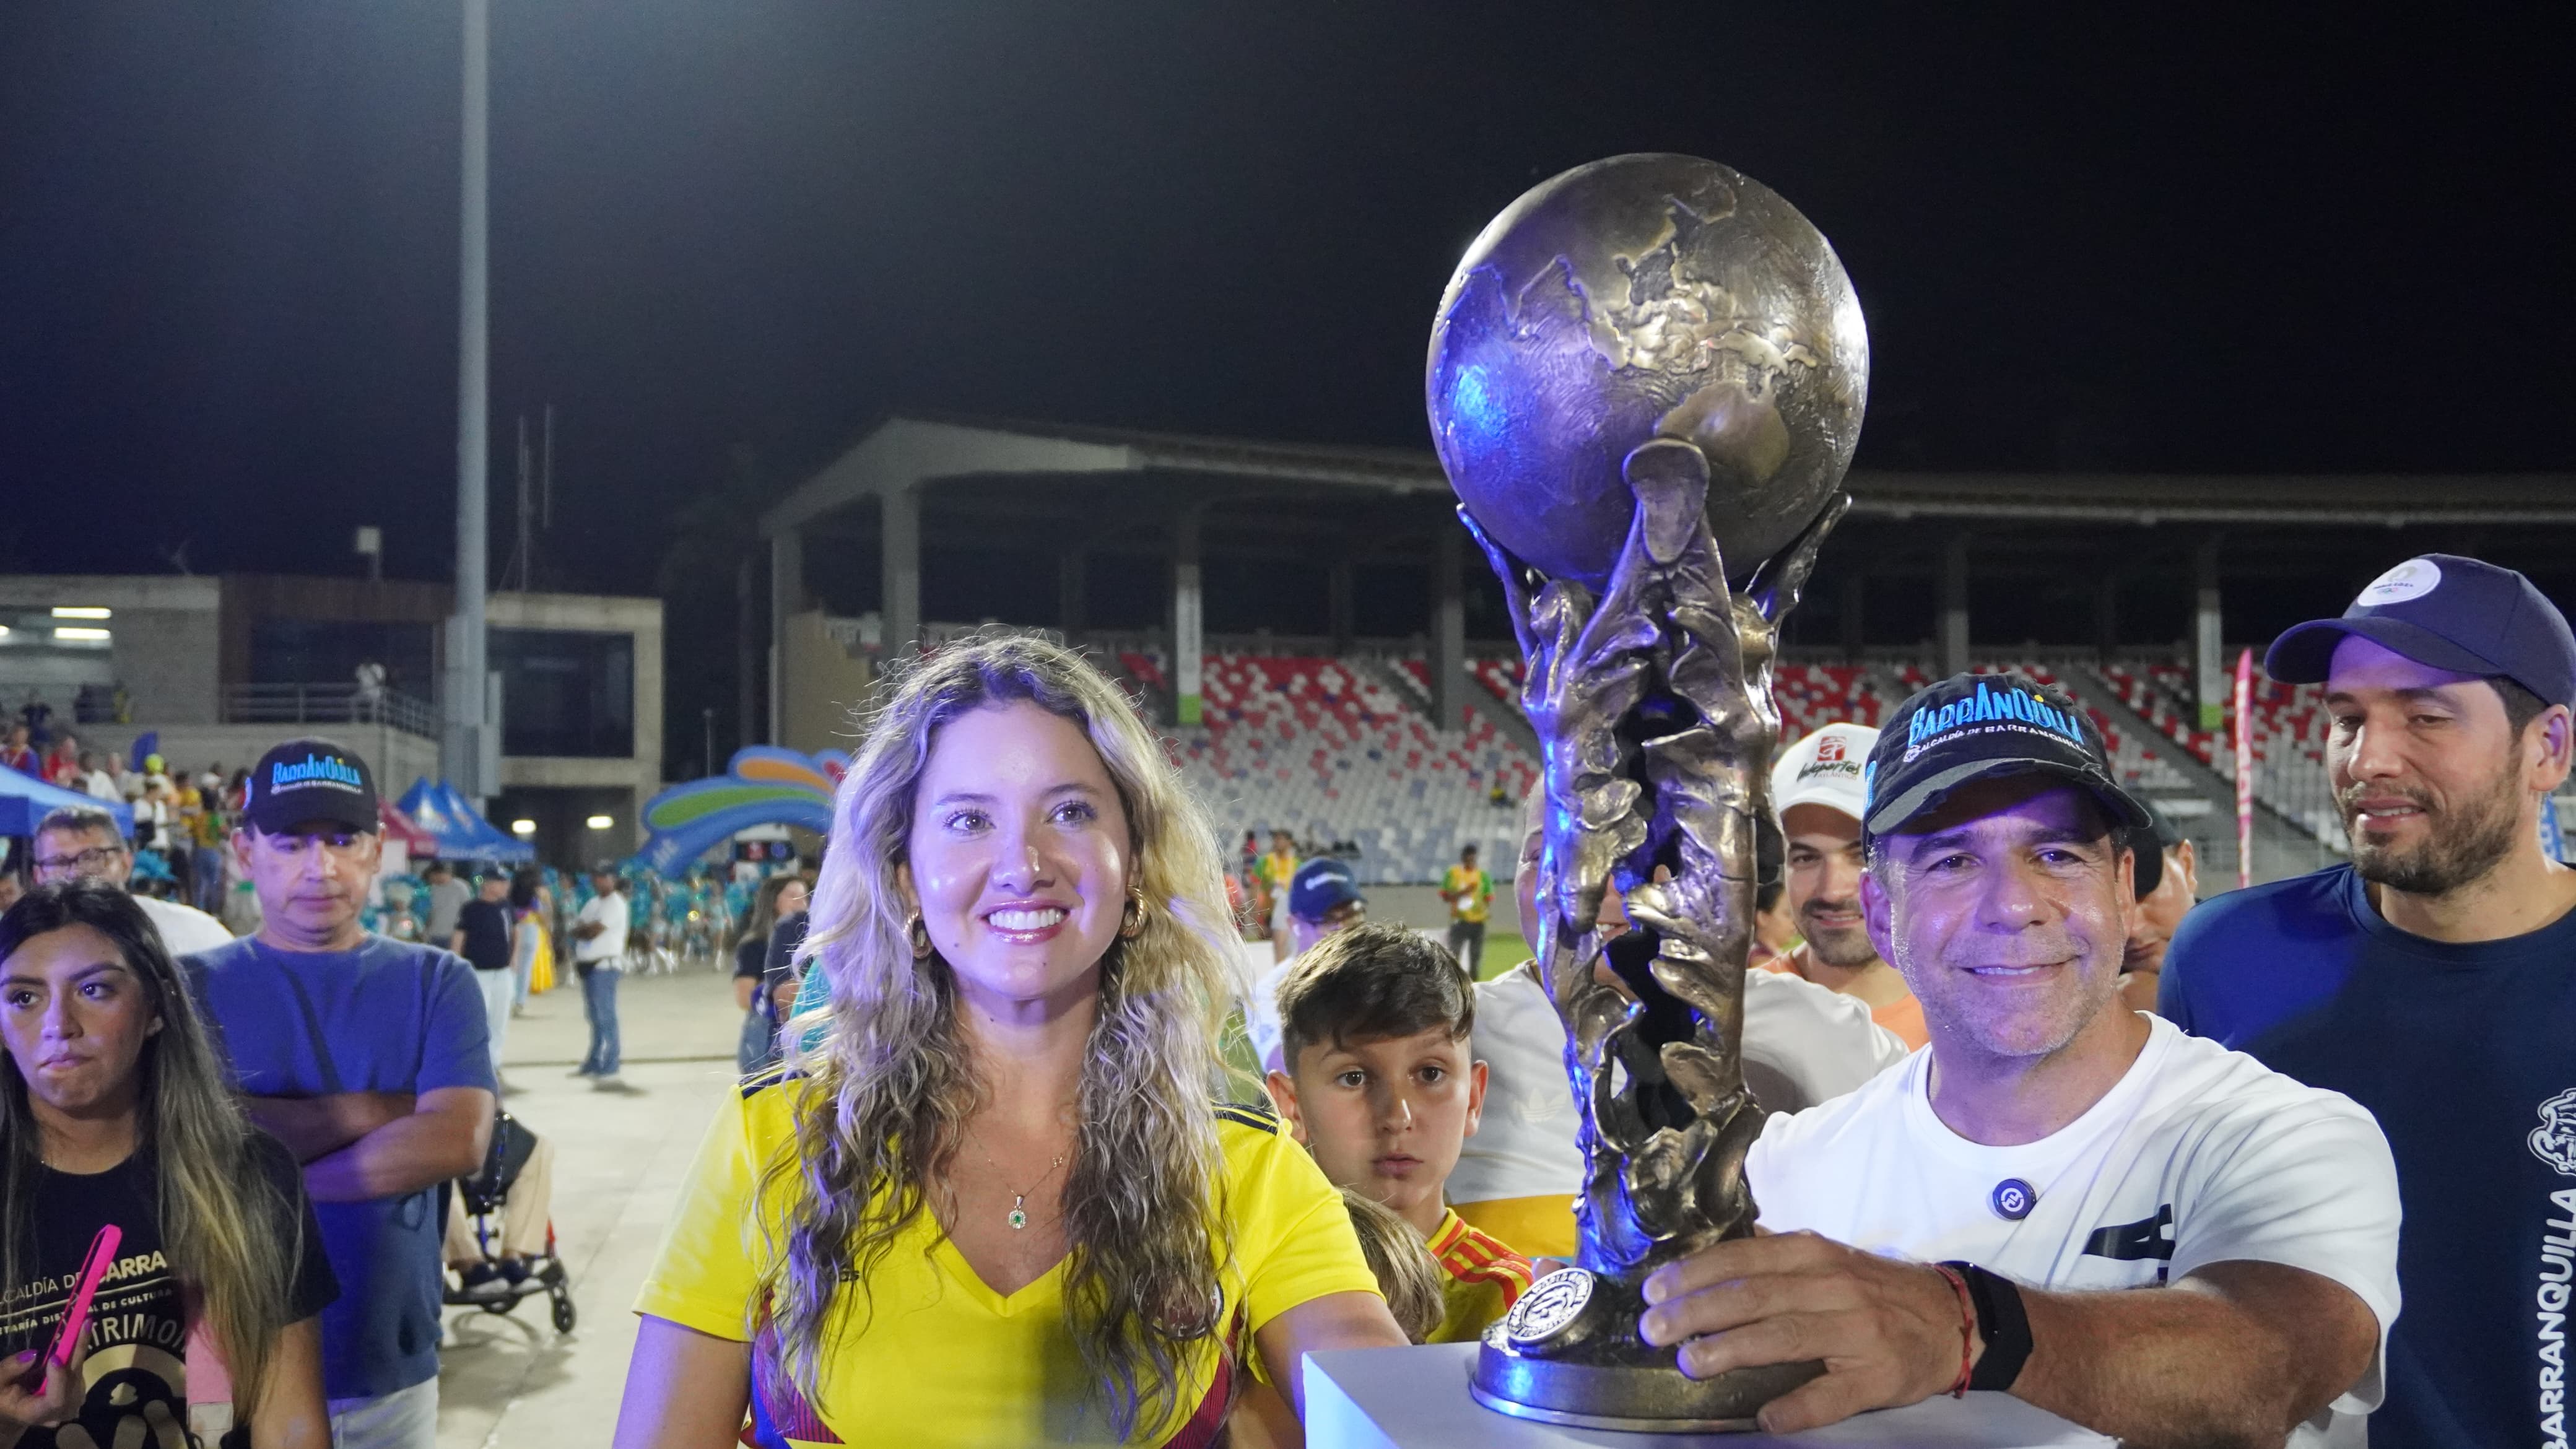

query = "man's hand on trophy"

[{"left": 1635, "top": 1231, "right": 1974, "bottom": 1433}]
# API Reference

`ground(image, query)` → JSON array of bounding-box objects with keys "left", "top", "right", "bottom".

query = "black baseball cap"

[
  {"left": 1861, "top": 674, "right": 2152, "bottom": 845},
  {"left": 2265, "top": 554, "right": 2576, "bottom": 707},
  {"left": 241, "top": 738, "right": 380, "bottom": 836}
]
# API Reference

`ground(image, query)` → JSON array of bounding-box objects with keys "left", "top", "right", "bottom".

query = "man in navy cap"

[
  {"left": 1637, "top": 674, "right": 2398, "bottom": 1445},
  {"left": 1244, "top": 855, "right": 1368, "bottom": 1072},
  {"left": 188, "top": 738, "right": 495, "bottom": 1448},
  {"left": 2160, "top": 554, "right": 2576, "bottom": 1449}
]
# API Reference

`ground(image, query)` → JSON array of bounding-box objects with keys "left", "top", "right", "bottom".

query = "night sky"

[{"left": 2, "top": 4, "right": 2569, "bottom": 596}]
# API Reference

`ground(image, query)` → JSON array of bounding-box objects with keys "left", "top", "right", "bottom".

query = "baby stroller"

[{"left": 442, "top": 1110, "right": 576, "bottom": 1333}]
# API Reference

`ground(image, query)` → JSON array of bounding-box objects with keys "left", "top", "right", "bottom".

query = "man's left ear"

[
  {"left": 1858, "top": 868, "right": 1897, "bottom": 965},
  {"left": 1462, "top": 1058, "right": 1489, "bottom": 1139},
  {"left": 2534, "top": 706, "right": 2574, "bottom": 786}
]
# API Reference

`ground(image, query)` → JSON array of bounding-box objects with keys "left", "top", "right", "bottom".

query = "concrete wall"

[
  {"left": 111, "top": 608, "right": 222, "bottom": 723},
  {"left": 776, "top": 609, "right": 874, "bottom": 757},
  {"left": 487, "top": 591, "right": 663, "bottom": 864},
  {"left": 0, "top": 576, "right": 225, "bottom": 724}
]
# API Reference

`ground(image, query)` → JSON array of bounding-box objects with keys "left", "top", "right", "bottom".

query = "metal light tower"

[{"left": 446, "top": 0, "right": 492, "bottom": 803}]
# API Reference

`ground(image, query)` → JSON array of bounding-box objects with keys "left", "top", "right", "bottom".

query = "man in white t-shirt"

[
  {"left": 568, "top": 865, "right": 632, "bottom": 1084},
  {"left": 1638, "top": 673, "right": 2398, "bottom": 1447},
  {"left": 30, "top": 803, "right": 235, "bottom": 955},
  {"left": 1448, "top": 786, "right": 1908, "bottom": 1258}
]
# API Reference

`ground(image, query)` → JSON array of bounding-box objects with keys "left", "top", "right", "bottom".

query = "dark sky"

[{"left": 3, "top": 4, "right": 2568, "bottom": 596}]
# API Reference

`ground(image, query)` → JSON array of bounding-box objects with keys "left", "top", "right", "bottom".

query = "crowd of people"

[
  {"left": 2, "top": 550, "right": 2570, "bottom": 1448},
  {"left": 0, "top": 727, "right": 246, "bottom": 927}
]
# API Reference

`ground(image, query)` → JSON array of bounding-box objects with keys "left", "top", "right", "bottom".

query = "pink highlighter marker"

[{"left": 47, "top": 1224, "right": 122, "bottom": 1372}]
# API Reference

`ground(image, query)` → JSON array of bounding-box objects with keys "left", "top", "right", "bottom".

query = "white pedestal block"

[{"left": 1304, "top": 1342, "right": 2113, "bottom": 1448}]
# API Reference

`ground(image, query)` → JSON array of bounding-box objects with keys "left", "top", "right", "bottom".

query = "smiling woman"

[{"left": 616, "top": 633, "right": 1404, "bottom": 1449}]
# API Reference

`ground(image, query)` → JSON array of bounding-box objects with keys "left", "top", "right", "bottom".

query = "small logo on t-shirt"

[
  {"left": 2530, "top": 1086, "right": 2576, "bottom": 1176},
  {"left": 2358, "top": 557, "right": 2442, "bottom": 607}
]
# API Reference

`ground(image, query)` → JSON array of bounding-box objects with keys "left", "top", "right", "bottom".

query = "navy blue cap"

[
  {"left": 1862, "top": 674, "right": 2151, "bottom": 844},
  {"left": 2266, "top": 554, "right": 2576, "bottom": 707},
  {"left": 242, "top": 738, "right": 380, "bottom": 836},
  {"left": 1287, "top": 857, "right": 1364, "bottom": 922}
]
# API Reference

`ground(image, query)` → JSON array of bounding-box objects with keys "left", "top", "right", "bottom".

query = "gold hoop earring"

[
  {"left": 1118, "top": 890, "right": 1147, "bottom": 940},
  {"left": 909, "top": 915, "right": 936, "bottom": 960}
]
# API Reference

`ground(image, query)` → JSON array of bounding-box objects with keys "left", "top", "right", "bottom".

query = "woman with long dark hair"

[
  {"left": 731, "top": 873, "right": 811, "bottom": 1074},
  {"left": 616, "top": 634, "right": 1404, "bottom": 1447},
  {"left": 0, "top": 882, "right": 336, "bottom": 1448}
]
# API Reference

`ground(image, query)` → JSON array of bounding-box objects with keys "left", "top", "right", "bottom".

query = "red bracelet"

[{"left": 1928, "top": 1263, "right": 1974, "bottom": 1398}]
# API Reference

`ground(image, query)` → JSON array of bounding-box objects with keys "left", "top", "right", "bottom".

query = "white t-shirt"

[
  {"left": 137, "top": 894, "right": 234, "bottom": 959},
  {"left": 1245, "top": 952, "right": 1300, "bottom": 1075},
  {"left": 1447, "top": 960, "right": 1910, "bottom": 1208},
  {"left": 1748, "top": 1014, "right": 2401, "bottom": 1447},
  {"left": 573, "top": 891, "right": 630, "bottom": 965}
]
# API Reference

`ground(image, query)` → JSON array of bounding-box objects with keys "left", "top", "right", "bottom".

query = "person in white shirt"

[
  {"left": 80, "top": 751, "right": 123, "bottom": 804},
  {"left": 29, "top": 803, "right": 235, "bottom": 956},
  {"left": 1637, "top": 673, "right": 2399, "bottom": 1445},
  {"left": 568, "top": 864, "right": 631, "bottom": 1084},
  {"left": 1447, "top": 786, "right": 1908, "bottom": 1258}
]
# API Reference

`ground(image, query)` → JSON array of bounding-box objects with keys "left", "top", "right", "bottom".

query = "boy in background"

[{"left": 1264, "top": 923, "right": 1531, "bottom": 1344}]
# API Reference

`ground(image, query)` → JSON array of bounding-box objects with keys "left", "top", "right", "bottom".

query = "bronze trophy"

[{"left": 1427, "top": 154, "right": 1869, "bottom": 1430}]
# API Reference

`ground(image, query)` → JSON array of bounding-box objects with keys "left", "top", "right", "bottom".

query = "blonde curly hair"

[{"left": 759, "top": 632, "right": 1243, "bottom": 1440}]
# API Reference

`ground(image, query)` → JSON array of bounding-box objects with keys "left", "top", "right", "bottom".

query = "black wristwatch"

[{"left": 1938, "top": 1261, "right": 2032, "bottom": 1392}]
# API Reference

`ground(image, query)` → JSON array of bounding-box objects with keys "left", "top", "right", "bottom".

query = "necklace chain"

[{"left": 972, "top": 1133, "right": 1071, "bottom": 1232}]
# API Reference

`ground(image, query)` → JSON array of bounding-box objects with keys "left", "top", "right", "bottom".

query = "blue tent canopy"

[
  {"left": 0, "top": 770, "right": 135, "bottom": 838},
  {"left": 397, "top": 778, "right": 534, "bottom": 863}
]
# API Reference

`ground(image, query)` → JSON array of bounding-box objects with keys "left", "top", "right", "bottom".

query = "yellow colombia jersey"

[
  {"left": 635, "top": 1082, "right": 1382, "bottom": 1448},
  {"left": 1424, "top": 1208, "right": 1534, "bottom": 1344},
  {"left": 1442, "top": 864, "right": 1491, "bottom": 924}
]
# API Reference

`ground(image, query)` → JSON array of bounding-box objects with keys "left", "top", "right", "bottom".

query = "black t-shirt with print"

[{"left": 0, "top": 1131, "right": 337, "bottom": 1449}]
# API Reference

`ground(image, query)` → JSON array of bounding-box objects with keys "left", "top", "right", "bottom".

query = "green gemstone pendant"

[{"left": 1008, "top": 1198, "right": 1028, "bottom": 1230}]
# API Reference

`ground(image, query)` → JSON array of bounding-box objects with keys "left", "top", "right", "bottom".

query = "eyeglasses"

[{"left": 33, "top": 845, "right": 129, "bottom": 879}]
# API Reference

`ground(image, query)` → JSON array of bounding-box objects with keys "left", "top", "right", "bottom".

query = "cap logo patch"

[
  {"left": 271, "top": 754, "right": 363, "bottom": 793},
  {"left": 1903, "top": 681, "right": 2086, "bottom": 763},
  {"left": 2359, "top": 557, "right": 2442, "bottom": 606},
  {"left": 1813, "top": 735, "right": 1847, "bottom": 764}
]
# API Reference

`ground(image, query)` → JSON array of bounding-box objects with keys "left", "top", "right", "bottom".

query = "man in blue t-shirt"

[
  {"left": 185, "top": 738, "right": 496, "bottom": 1449},
  {"left": 2161, "top": 555, "right": 2576, "bottom": 1449}
]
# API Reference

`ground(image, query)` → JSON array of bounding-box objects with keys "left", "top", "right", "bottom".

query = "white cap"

[{"left": 1770, "top": 723, "right": 1878, "bottom": 826}]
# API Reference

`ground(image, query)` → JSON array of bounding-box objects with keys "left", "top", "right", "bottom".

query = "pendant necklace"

[{"left": 975, "top": 1137, "right": 1070, "bottom": 1231}]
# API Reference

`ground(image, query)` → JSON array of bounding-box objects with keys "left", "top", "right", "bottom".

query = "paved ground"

[{"left": 435, "top": 959, "right": 742, "bottom": 1449}]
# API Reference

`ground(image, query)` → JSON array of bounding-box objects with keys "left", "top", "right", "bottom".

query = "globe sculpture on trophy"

[{"left": 1427, "top": 154, "right": 1869, "bottom": 1429}]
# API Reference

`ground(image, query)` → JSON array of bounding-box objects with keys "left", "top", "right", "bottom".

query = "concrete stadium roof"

[{"left": 765, "top": 414, "right": 2576, "bottom": 539}]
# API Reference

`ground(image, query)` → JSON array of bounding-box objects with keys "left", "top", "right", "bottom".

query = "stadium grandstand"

[{"left": 758, "top": 416, "right": 2576, "bottom": 887}]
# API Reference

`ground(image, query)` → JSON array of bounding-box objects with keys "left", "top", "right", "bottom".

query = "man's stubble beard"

[
  {"left": 1801, "top": 907, "right": 1881, "bottom": 969},
  {"left": 2344, "top": 753, "right": 2523, "bottom": 897}
]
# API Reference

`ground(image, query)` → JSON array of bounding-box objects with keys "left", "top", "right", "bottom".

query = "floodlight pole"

[{"left": 447, "top": 0, "right": 492, "bottom": 804}]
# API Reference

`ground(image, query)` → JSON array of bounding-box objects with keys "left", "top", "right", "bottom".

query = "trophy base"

[
  {"left": 1469, "top": 1267, "right": 1823, "bottom": 1432},
  {"left": 1471, "top": 1340, "right": 1824, "bottom": 1433}
]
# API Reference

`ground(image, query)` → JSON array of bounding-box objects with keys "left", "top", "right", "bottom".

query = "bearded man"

[
  {"left": 2162, "top": 554, "right": 2576, "bottom": 1449},
  {"left": 1764, "top": 723, "right": 1929, "bottom": 1048}
]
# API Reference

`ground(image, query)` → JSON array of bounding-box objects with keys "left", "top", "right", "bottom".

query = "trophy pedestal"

[
  {"left": 1303, "top": 1343, "right": 2112, "bottom": 1448},
  {"left": 1469, "top": 1266, "right": 1822, "bottom": 1430}
]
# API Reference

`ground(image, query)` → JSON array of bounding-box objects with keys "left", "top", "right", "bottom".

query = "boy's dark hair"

[{"left": 1276, "top": 922, "right": 1473, "bottom": 1069}]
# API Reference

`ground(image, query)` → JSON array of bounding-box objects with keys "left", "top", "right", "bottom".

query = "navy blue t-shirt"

[
  {"left": 185, "top": 934, "right": 497, "bottom": 1401},
  {"left": 2161, "top": 865, "right": 2576, "bottom": 1449}
]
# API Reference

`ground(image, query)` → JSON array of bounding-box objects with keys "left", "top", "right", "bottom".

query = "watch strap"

[{"left": 1938, "top": 1260, "right": 2032, "bottom": 1392}]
